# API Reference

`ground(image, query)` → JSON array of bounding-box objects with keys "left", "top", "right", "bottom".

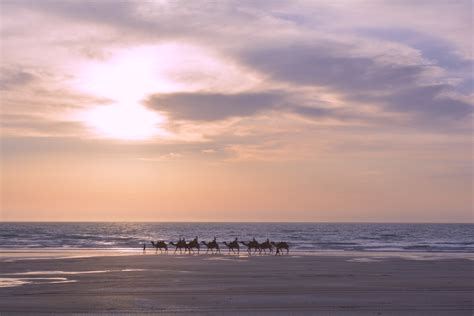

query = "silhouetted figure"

[
  {"left": 186, "top": 237, "right": 200, "bottom": 254},
  {"left": 151, "top": 240, "right": 168, "bottom": 254},
  {"left": 240, "top": 239, "right": 259, "bottom": 255},
  {"left": 272, "top": 242, "right": 290, "bottom": 255},
  {"left": 201, "top": 237, "right": 220, "bottom": 254},
  {"left": 170, "top": 238, "right": 189, "bottom": 254},
  {"left": 258, "top": 239, "right": 274, "bottom": 255},
  {"left": 142, "top": 243, "right": 146, "bottom": 254},
  {"left": 223, "top": 238, "right": 240, "bottom": 254}
]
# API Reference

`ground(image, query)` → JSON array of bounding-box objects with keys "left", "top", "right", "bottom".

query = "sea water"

[{"left": 0, "top": 222, "right": 472, "bottom": 253}]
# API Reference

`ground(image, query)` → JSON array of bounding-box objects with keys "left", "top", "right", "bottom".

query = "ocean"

[{"left": 0, "top": 222, "right": 472, "bottom": 253}]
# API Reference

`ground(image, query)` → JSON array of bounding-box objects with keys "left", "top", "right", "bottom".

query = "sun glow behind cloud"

[
  {"left": 72, "top": 43, "right": 257, "bottom": 140},
  {"left": 79, "top": 103, "right": 166, "bottom": 140},
  {"left": 73, "top": 45, "right": 190, "bottom": 140}
]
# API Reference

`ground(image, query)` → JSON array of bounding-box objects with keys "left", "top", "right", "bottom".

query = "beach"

[{"left": 1, "top": 251, "right": 472, "bottom": 315}]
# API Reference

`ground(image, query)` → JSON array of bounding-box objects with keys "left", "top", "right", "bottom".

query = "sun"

[
  {"left": 74, "top": 45, "right": 183, "bottom": 140},
  {"left": 80, "top": 103, "right": 166, "bottom": 141}
]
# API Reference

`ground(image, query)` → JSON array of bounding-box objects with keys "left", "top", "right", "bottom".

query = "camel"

[
  {"left": 223, "top": 238, "right": 240, "bottom": 254},
  {"left": 170, "top": 238, "right": 189, "bottom": 254},
  {"left": 201, "top": 237, "right": 220, "bottom": 253},
  {"left": 150, "top": 240, "right": 168, "bottom": 253},
  {"left": 186, "top": 237, "right": 200, "bottom": 253},
  {"left": 271, "top": 241, "right": 290, "bottom": 255},
  {"left": 258, "top": 239, "right": 274, "bottom": 255},
  {"left": 240, "top": 238, "right": 260, "bottom": 255}
]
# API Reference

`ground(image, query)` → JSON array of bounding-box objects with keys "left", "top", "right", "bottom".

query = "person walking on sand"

[{"left": 143, "top": 243, "right": 146, "bottom": 254}]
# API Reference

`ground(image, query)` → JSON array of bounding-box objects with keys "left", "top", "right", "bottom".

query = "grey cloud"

[
  {"left": 145, "top": 92, "right": 285, "bottom": 121},
  {"left": 3, "top": 0, "right": 268, "bottom": 43},
  {"left": 238, "top": 40, "right": 426, "bottom": 92},
  {"left": 291, "top": 105, "right": 376, "bottom": 123},
  {"left": 237, "top": 40, "right": 472, "bottom": 123},
  {"left": 292, "top": 106, "right": 335, "bottom": 118},
  {"left": 357, "top": 28, "right": 472, "bottom": 71},
  {"left": 384, "top": 85, "right": 473, "bottom": 119},
  {"left": 3, "top": 1, "right": 138, "bottom": 27},
  {"left": 0, "top": 67, "right": 36, "bottom": 90}
]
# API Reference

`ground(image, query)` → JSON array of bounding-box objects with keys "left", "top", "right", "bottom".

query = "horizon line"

[{"left": 1, "top": 220, "right": 472, "bottom": 224}]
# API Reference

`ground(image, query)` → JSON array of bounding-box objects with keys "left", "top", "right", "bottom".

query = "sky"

[{"left": 0, "top": 0, "right": 472, "bottom": 222}]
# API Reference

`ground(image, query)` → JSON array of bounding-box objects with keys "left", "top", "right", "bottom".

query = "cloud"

[
  {"left": 2, "top": 0, "right": 138, "bottom": 28},
  {"left": 0, "top": 67, "right": 36, "bottom": 90},
  {"left": 201, "top": 149, "right": 216, "bottom": 154},
  {"left": 145, "top": 91, "right": 285, "bottom": 121},
  {"left": 357, "top": 27, "right": 472, "bottom": 71},
  {"left": 235, "top": 38, "right": 472, "bottom": 125},
  {"left": 1, "top": 114, "right": 87, "bottom": 137},
  {"left": 383, "top": 84, "right": 473, "bottom": 119},
  {"left": 238, "top": 40, "right": 426, "bottom": 92},
  {"left": 1, "top": 0, "right": 472, "bottom": 144}
]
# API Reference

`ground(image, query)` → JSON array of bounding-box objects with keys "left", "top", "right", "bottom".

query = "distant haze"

[{"left": 1, "top": 1, "right": 472, "bottom": 222}]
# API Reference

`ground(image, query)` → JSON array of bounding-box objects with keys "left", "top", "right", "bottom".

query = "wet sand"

[{"left": 0, "top": 252, "right": 472, "bottom": 315}]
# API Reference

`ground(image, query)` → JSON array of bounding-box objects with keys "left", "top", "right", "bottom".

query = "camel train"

[{"left": 149, "top": 237, "right": 289, "bottom": 255}]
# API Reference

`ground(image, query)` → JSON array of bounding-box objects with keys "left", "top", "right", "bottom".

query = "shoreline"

[{"left": 1, "top": 247, "right": 473, "bottom": 262}]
